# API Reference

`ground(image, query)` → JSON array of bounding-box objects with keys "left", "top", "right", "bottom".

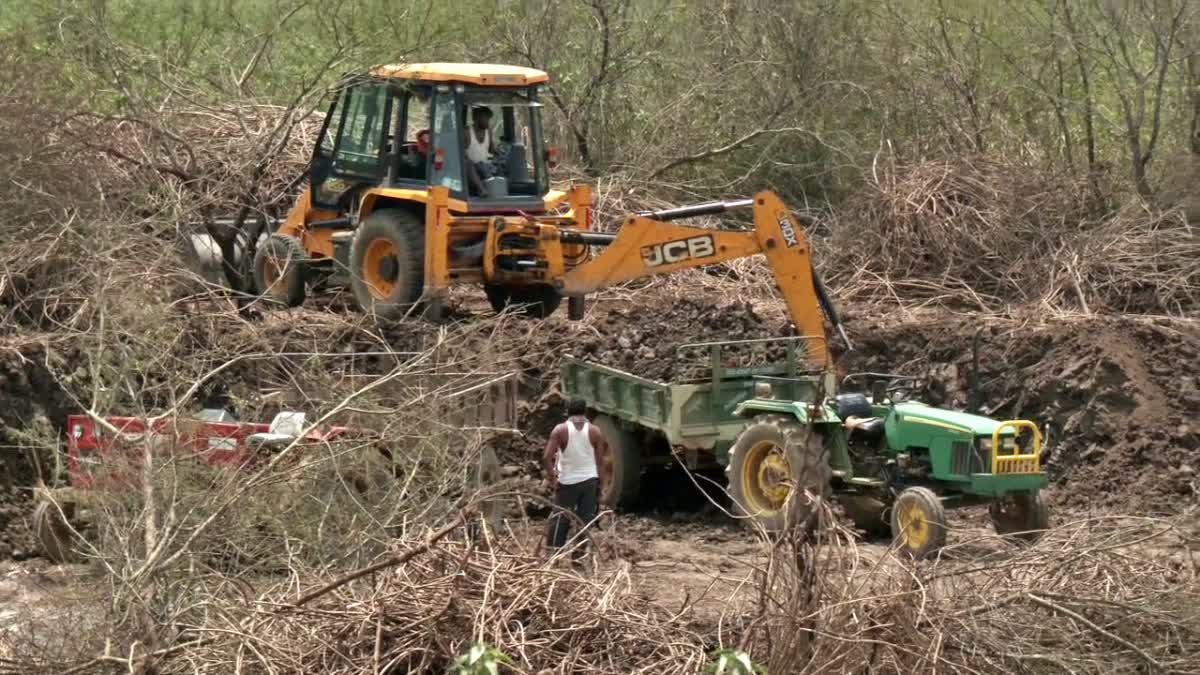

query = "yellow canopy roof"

[{"left": 369, "top": 63, "right": 549, "bottom": 86}]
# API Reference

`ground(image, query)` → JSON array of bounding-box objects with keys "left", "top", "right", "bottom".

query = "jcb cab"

[{"left": 254, "top": 62, "right": 594, "bottom": 319}]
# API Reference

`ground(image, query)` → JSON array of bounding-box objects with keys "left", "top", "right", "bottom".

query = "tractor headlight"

[
  {"left": 753, "top": 381, "right": 774, "bottom": 398},
  {"left": 977, "top": 436, "right": 1017, "bottom": 452}
]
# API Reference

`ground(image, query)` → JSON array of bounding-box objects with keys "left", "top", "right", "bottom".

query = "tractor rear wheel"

[
  {"left": 593, "top": 415, "right": 642, "bottom": 509},
  {"left": 890, "top": 486, "right": 947, "bottom": 559},
  {"left": 32, "top": 500, "right": 77, "bottom": 564},
  {"left": 726, "top": 414, "right": 831, "bottom": 534},
  {"left": 989, "top": 492, "right": 1049, "bottom": 544},
  {"left": 253, "top": 234, "right": 307, "bottom": 307},
  {"left": 350, "top": 209, "right": 425, "bottom": 320},
  {"left": 484, "top": 284, "right": 563, "bottom": 318}
]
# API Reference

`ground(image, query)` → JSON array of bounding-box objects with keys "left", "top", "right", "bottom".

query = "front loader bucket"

[
  {"left": 180, "top": 220, "right": 274, "bottom": 291},
  {"left": 185, "top": 233, "right": 239, "bottom": 288}
]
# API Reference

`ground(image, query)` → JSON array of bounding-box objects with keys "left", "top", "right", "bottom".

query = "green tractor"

[{"left": 561, "top": 338, "right": 1050, "bottom": 558}]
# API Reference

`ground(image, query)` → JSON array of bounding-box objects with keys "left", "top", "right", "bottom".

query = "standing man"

[{"left": 543, "top": 398, "right": 608, "bottom": 563}]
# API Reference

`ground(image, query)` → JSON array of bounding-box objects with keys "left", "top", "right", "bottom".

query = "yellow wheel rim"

[
  {"left": 263, "top": 254, "right": 287, "bottom": 296},
  {"left": 740, "top": 439, "right": 791, "bottom": 515},
  {"left": 896, "top": 500, "right": 930, "bottom": 550},
  {"left": 363, "top": 239, "right": 398, "bottom": 299}
]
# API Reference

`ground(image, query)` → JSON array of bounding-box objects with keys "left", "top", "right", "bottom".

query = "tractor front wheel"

[
  {"left": 889, "top": 486, "right": 947, "bottom": 559},
  {"left": 349, "top": 209, "right": 425, "bottom": 320},
  {"left": 484, "top": 284, "right": 563, "bottom": 318},
  {"left": 253, "top": 234, "right": 307, "bottom": 307},
  {"left": 989, "top": 492, "right": 1049, "bottom": 544},
  {"left": 726, "top": 415, "right": 831, "bottom": 534},
  {"left": 592, "top": 415, "right": 642, "bottom": 509}
]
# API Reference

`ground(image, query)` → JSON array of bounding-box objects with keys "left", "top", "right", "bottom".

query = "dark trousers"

[{"left": 546, "top": 478, "right": 599, "bottom": 557}]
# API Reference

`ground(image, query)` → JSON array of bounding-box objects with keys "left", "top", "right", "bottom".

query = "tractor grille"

[
  {"left": 951, "top": 441, "right": 989, "bottom": 476},
  {"left": 994, "top": 456, "right": 1039, "bottom": 474}
]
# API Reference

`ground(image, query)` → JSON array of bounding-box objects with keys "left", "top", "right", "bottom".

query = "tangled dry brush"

[{"left": 827, "top": 157, "right": 1200, "bottom": 316}]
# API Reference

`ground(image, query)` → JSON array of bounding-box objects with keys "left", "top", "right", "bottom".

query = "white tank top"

[
  {"left": 557, "top": 419, "right": 599, "bottom": 485},
  {"left": 466, "top": 127, "right": 491, "bottom": 163}
]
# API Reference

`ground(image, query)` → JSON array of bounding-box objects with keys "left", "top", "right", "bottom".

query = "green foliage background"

[{"left": 2, "top": 0, "right": 1198, "bottom": 206}]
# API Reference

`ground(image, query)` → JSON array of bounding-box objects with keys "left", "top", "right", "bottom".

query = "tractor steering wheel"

[{"left": 885, "top": 380, "right": 917, "bottom": 402}]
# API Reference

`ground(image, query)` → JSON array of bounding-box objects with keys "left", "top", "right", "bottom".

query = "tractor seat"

[
  {"left": 246, "top": 411, "right": 307, "bottom": 450},
  {"left": 834, "top": 393, "right": 873, "bottom": 420},
  {"left": 834, "top": 393, "right": 884, "bottom": 442},
  {"left": 844, "top": 415, "right": 885, "bottom": 443}
]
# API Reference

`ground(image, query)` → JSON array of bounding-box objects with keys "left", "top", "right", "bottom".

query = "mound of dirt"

[{"left": 842, "top": 311, "right": 1200, "bottom": 514}]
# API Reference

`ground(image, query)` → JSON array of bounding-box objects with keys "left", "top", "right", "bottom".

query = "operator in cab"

[
  {"left": 542, "top": 398, "right": 608, "bottom": 566},
  {"left": 464, "top": 105, "right": 500, "bottom": 195}
]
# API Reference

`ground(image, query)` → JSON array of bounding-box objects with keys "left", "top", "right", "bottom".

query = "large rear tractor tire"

[
  {"left": 592, "top": 415, "right": 642, "bottom": 509},
  {"left": 726, "top": 415, "right": 832, "bottom": 534},
  {"left": 349, "top": 209, "right": 425, "bottom": 320},
  {"left": 989, "top": 492, "right": 1049, "bottom": 544},
  {"left": 253, "top": 234, "right": 308, "bottom": 307},
  {"left": 32, "top": 500, "right": 77, "bottom": 564},
  {"left": 484, "top": 284, "right": 563, "bottom": 318},
  {"left": 890, "top": 486, "right": 947, "bottom": 559}
]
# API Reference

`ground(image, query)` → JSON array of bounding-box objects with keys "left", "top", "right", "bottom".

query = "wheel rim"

[
  {"left": 263, "top": 254, "right": 288, "bottom": 297},
  {"left": 741, "top": 439, "right": 791, "bottom": 516},
  {"left": 363, "top": 239, "right": 399, "bottom": 300},
  {"left": 895, "top": 500, "right": 930, "bottom": 551}
]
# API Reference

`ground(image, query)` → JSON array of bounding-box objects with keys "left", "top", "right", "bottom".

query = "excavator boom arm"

[{"left": 562, "top": 191, "right": 837, "bottom": 366}]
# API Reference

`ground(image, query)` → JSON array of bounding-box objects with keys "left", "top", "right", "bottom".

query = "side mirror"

[{"left": 870, "top": 380, "right": 887, "bottom": 404}]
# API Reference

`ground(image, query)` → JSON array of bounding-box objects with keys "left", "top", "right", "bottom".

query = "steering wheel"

[{"left": 884, "top": 380, "right": 917, "bottom": 402}]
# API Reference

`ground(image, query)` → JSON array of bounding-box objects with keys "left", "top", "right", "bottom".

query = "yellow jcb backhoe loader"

[{"left": 253, "top": 63, "right": 850, "bottom": 364}]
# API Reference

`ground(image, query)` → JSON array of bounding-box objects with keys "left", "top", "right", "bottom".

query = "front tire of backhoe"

[
  {"left": 726, "top": 415, "right": 831, "bottom": 534},
  {"left": 484, "top": 284, "right": 563, "bottom": 318},
  {"left": 253, "top": 234, "right": 307, "bottom": 307},
  {"left": 989, "top": 492, "right": 1049, "bottom": 544},
  {"left": 350, "top": 209, "right": 425, "bottom": 320},
  {"left": 593, "top": 415, "right": 642, "bottom": 509}
]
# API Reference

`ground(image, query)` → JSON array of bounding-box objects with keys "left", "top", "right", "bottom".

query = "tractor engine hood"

[{"left": 890, "top": 402, "right": 1009, "bottom": 437}]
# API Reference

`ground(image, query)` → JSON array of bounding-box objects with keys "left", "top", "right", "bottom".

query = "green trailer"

[{"left": 561, "top": 337, "right": 1051, "bottom": 558}]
